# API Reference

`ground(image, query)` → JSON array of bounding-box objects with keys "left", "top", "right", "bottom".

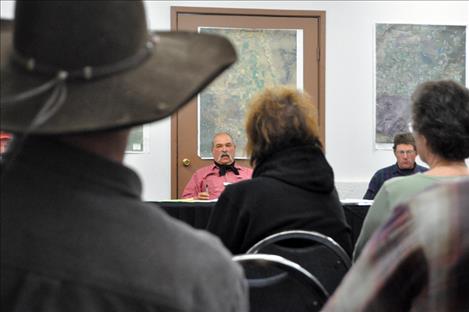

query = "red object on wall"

[{"left": 0, "top": 131, "right": 13, "bottom": 154}]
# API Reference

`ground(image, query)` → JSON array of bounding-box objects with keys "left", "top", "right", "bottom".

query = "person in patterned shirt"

[{"left": 323, "top": 178, "right": 469, "bottom": 312}]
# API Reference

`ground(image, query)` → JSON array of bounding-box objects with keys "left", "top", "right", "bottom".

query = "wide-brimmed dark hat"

[{"left": 0, "top": 1, "right": 236, "bottom": 134}]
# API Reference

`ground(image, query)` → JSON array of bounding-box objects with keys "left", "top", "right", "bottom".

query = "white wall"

[{"left": 2, "top": 1, "right": 468, "bottom": 200}]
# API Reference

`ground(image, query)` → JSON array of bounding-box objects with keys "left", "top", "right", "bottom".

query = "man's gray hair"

[{"left": 211, "top": 132, "right": 235, "bottom": 148}]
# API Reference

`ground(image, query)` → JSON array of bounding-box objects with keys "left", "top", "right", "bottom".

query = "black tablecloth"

[
  {"left": 151, "top": 201, "right": 369, "bottom": 246},
  {"left": 154, "top": 201, "right": 214, "bottom": 230},
  {"left": 342, "top": 204, "right": 370, "bottom": 246}
]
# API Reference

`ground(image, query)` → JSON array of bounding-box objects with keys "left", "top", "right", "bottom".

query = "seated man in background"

[
  {"left": 363, "top": 132, "right": 427, "bottom": 200},
  {"left": 355, "top": 80, "right": 469, "bottom": 260},
  {"left": 322, "top": 178, "right": 469, "bottom": 312},
  {"left": 181, "top": 132, "right": 253, "bottom": 200},
  {"left": 1, "top": 2, "right": 247, "bottom": 311}
]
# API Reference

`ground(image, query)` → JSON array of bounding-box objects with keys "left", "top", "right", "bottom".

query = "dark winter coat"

[{"left": 206, "top": 144, "right": 353, "bottom": 256}]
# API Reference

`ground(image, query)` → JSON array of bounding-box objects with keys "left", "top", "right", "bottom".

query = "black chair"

[
  {"left": 246, "top": 230, "right": 351, "bottom": 295},
  {"left": 233, "top": 254, "right": 329, "bottom": 312}
]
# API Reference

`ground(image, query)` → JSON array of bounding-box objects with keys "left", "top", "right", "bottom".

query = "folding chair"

[
  {"left": 233, "top": 253, "right": 329, "bottom": 312},
  {"left": 246, "top": 230, "right": 351, "bottom": 294}
]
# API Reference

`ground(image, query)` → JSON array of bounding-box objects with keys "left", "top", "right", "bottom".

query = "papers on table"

[{"left": 160, "top": 198, "right": 218, "bottom": 203}]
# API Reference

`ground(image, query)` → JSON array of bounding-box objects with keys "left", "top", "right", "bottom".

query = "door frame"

[{"left": 170, "top": 7, "right": 326, "bottom": 198}]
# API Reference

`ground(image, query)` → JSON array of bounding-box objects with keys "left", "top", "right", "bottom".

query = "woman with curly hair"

[{"left": 206, "top": 86, "right": 353, "bottom": 256}]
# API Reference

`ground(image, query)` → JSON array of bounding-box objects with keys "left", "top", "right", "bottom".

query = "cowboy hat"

[{"left": 0, "top": 1, "right": 236, "bottom": 134}]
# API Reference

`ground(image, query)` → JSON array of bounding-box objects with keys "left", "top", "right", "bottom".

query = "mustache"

[{"left": 217, "top": 152, "right": 233, "bottom": 161}]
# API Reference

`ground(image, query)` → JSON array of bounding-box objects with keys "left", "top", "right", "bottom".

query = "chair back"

[
  {"left": 233, "top": 254, "right": 329, "bottom": 312},
  {"left": 246, "top": 230, "right": 351, "bottom": 294}
]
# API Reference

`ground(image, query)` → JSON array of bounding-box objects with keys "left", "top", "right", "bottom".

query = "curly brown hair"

[{"left": 245, "top": 86, "right": 321, "bottom": 165}]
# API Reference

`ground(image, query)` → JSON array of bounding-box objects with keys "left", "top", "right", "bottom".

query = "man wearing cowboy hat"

[{"left": 1, "top": 1, "right": 247, "bottom": 311}]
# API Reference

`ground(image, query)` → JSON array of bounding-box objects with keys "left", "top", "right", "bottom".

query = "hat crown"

[
  {"left": 1, "top": 1, "right": 237, "bottom": 134},
  {"left": 13, "top": 0, "right": 148, "bottom": 70}
]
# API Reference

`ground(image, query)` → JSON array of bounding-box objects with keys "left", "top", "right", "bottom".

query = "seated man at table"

[
  {"left": 363, "top": 132, "right": 427, "bottom": 200},
  {"left": 182, "top": 132, "right": 253, "bottom": 200}
]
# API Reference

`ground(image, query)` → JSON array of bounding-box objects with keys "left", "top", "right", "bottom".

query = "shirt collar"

[
  {"left": 12, "top": 137, "right": 142, "bottom": 198},
  {"left": 211, "top": 161, "right": 241, "bottom": 170},
  {"left": 394, "top": 162, "right": 417, "bottom": 174}
]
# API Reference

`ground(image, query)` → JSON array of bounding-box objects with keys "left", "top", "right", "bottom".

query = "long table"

[
  {"left": 151, "top": 201, "right": 370, "bottom": 246},
  {"left": 155, "top": 201, "right": 214, "bottom": 229}
]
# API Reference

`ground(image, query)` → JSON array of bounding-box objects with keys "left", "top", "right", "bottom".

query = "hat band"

[
  {"left": 2, "top": 38, "right": 155, "bottom": 104},
  {"left": 1, "top": 37, "right": 156, "bottom": 130},
  {"left": 11, "top": 39, "right": 155, "bottom": 81}
]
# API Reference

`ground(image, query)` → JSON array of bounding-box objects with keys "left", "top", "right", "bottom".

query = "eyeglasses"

[{"left": 396, "top": 150, "right": 416, "bottom": 156}]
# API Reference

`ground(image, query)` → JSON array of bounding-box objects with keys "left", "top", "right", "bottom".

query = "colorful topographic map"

[
  {"left": 198, "top": 27, "right": 298, "bottom": 157},
  {"left": 375, "top": 24, "right": 465, "bottom": 144}
]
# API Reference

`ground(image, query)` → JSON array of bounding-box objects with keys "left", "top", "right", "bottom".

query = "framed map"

[
  {"left": 171, "top": 6, "right": 324, "bottom": 198},
  {"left": 198, "top": 27, "right": 303, "bottom": 158},
  {"left": 374, "top": 23, "right": 466, "bottom": 147}
]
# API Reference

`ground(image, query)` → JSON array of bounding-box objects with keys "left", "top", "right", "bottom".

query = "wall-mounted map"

[
  {"left": 198, "top": 27, "right": 302, "bottom": 158},
  {"left": 375, "top": 23, "right": 466, "bottom": 146}
]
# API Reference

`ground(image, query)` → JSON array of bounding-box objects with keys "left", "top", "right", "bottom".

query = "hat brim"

[{"left": 1, "top": 21, "right": 236, "bottom": 134}]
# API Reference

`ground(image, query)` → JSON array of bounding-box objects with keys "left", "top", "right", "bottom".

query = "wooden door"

[{"left": 171, "top": 7, "right": 326, "bottom": 198}]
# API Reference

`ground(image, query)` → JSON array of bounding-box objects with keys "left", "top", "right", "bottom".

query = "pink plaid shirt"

[{"left": 181, "top": 164, "right": 253, "bottom": 200}]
